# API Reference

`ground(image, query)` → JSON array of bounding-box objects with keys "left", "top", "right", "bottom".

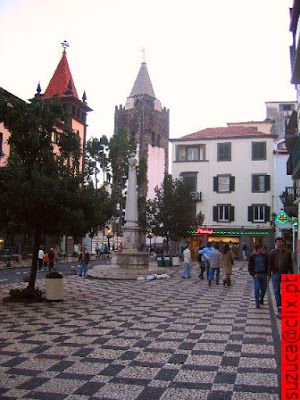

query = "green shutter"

[
  {"left": 265, "top": 175, "right": 270, "bottom": 191},
  {"left": 213, "top": 177, "right": 218, "bottom": 192},
  {"left": 248, "top": 206, "right": 253, "bottom": 222},
  {"left": 213, "top": 206, "right": 218, "bottom": 222},
  {"left": 252, "top": 175, "right": 259, "bottom": 192},
  {"left": 264, "top": 206, "right": 271, "bottom": 222},
  {"left": 229, "top": 206, "right": 235, "bottom": 222},
  {"left": 230, "top": 176, "right": 235, "bottom": 192}
]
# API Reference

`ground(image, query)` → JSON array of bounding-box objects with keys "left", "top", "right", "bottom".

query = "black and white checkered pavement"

[{"left": 0, "top": 261, "right": 280, "bottom": 399}]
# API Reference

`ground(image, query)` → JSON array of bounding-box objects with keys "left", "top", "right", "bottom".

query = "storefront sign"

[{"left": 196, "top": 228, "right": 213, "bottom": 235}]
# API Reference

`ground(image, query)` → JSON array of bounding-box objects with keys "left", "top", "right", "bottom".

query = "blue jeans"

[
  {"left": 253, "top": 273, "right": 267, "bottom": 306},
  {"left": 209, "top": 268, "right": 220, "bottom": 284},
  {"left": 272, "top": 272, "right": 283, "bottom": 309},
  {"left": 182, "top": 263, "right": 191, "bottom": 278},
  {"left": 205, "top": 260, "right": 210, "bottom": 279},
  {"left": 79, "top": 263, "right": 87, "bottom": 276}
]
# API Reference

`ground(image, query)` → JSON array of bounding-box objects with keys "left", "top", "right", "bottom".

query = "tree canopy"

[
  {"left": 147, "top": 174, "right": 195, "bottom": 246},
  {"left": 0, "top": 91, "right": 112, "bottom": 288}
]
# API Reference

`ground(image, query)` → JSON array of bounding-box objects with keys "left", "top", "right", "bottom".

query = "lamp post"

[
  {"left": 107, "top": 227, "right": 112, "bottom": 250},
  {"left": 148, "top": 231, "right": 153, "bottom": 250}
]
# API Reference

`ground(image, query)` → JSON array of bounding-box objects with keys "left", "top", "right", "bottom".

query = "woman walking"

[
  {"left": 181, "top": 243, "right": 191, "bottom": 279},
  {"left": 222, "top": 243, "right": 235, "bottom": 286}
]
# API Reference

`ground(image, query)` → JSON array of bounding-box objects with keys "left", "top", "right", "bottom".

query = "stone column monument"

[{"left": 110, "top": 153, "right": 149, "bottom": 269}]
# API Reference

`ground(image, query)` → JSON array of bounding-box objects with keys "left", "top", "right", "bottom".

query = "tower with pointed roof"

[
  {"left": 42, "top": 45, "right": 92, "bottom": 172},
  {"left": 115, "top": 62, "right": 169, "bottom": 199}
]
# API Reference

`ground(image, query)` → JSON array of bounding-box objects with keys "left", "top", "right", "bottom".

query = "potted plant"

[{"left": 45, "top": 271, "right": 63, "bottom": 301}]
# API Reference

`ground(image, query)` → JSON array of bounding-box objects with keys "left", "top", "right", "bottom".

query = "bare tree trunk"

[{"left": 28, "top": 227, "right": 41, "bottom": 290}]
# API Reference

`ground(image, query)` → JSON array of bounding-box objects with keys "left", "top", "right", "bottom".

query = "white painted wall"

[
  {"left": 172, "top": 136, "right": 274, "bottom": 229},
  {"left": 147, "top": 144, "right": 165, "bottom": 200}
]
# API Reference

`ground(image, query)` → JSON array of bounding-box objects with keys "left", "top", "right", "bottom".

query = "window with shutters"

[
  {"left": 175, "top": 145, "right": 206, "bottom": 161},
  {"left": 252, "top": 174, "right": 270, "bottom": 192},
  {"left": 252, "top": 141, "right": 266, "bottom": 160},
  {"left": 213, "top": 175, "right": 235, "bottom": 193},
  {"left": 217, "top": 142, "right": 231, "bottom": 161},
  {"left": 213, "top": 205, "right": 234, "bottom": 222},
  {"left": 248, "top": 205, "right": 270, "bottom": 223}
]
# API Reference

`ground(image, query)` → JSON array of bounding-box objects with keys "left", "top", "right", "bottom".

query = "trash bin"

[
  {"left": 171, "top": 256, "right": 180, "bottom": 266},
  {"left": 157, "top": 255, "right": 164, "bottom": 267},
  {"left": 164, "top": 254, "right": 171, "bottom": 267}
]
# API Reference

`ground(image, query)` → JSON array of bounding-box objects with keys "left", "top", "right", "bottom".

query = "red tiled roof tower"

[{"left": 43, "top": 50, "right": 78, "bottom": 99}]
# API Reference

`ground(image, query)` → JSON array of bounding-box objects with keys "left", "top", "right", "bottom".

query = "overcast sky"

[{"left": 0, "top": 0, "right": 296, "bottom": 140}]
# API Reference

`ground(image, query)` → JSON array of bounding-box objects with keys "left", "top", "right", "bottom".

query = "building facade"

[
  {"left": 171, "top": 126, "right": 276, "bottom": 258},
  {"left": 114, "top": 62, "right": 169, "bottom": 199}
]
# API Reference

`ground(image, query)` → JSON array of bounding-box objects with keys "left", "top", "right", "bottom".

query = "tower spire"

[{"left": 43, "top": 42, "right": 78, "bottom": 99}]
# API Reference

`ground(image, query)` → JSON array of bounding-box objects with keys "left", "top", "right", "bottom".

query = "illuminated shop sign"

[{"left": 187, "top": 229, "right": 269, "bottom": 236}]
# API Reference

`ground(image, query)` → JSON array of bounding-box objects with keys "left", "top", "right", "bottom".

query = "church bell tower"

[{"left": 114, "top": 61, "right": 169, "bottom": 199}]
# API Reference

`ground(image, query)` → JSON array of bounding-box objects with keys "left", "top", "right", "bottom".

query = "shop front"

[{"left": 188, "top": 227, "right": 274, "bottom": 259}]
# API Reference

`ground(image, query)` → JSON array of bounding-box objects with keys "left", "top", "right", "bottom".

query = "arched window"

[
  {"left": 151, "top": 131, "right": 156, "bottom": 147},
  {"left": 157, "top": 134, "right": 161, "bottom": 147}
]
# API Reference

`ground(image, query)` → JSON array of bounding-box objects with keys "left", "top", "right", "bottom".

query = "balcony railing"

[{"left": 280, "top": 186, "right": 297, "bottom": 217}]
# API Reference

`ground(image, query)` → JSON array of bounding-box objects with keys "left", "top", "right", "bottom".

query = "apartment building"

[{"left": 171, "top": 126, "right": 276, "bottom": 258}]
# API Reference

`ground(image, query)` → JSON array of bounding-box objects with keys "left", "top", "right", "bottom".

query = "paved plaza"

[{"left": 0, "top": 261, "right": 281, "bottom": 399}]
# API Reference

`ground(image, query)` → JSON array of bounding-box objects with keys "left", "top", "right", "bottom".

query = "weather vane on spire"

[
  {"left": 61, "top": 40, "right": 69, "bottom": 51},
  {"left": 141, "top": 48, "right": 146, "bottom": 63}
]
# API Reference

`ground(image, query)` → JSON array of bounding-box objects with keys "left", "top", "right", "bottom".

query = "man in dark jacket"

[
  {"left": 268, "top": 237, "right": 293, "bottom": 319},
  {"left": 248, "top": 244, "right": 268, "bottom": 308}
]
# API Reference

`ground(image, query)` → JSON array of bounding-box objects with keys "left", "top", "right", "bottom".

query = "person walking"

[
  {"left": 37, "top": 246, "right": 44, "bottom": 271},
  {"left": 268, "top": 237, "right": 293, "bottom": 319},
  {"left": 54, "top": 245, "right": 60, "bottom": 269},
  {"left": 181, "top": 243, "right": 191, "bottom": 279},
  {"left": 48, "top": 248, "right": 55, "bottom": 272},
  {"left": 198, "top": 246, "right": 206, "bottom": 279},
  {"left": 199, "top": 242, "right": 213, "bottom": 280},
  {"left": 242, "top": 242, "right": 248, "bottom": 261},
  {"left": 248, "top": 244, "right": 269, "bottom": 308},
  {"left": 208, "top": 242, "right": 222, "bottom": 285},
  {"left": 79, "top": 247, "right": 90, "bottom": 277},
  {"left": 222, "top": 243, "right": 235, "bottom": 286}
]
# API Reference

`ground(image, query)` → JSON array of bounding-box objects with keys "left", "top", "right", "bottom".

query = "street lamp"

[
  {"left": 148, "top": 231, "right": 153, "bottom": 250},
  {"left": 107, "top": 227, "right": 112, "bottom": 250}
]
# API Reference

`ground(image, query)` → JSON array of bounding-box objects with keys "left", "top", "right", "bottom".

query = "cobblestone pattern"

[{"left": 0, "top": 262, "right": 280, "bottom": 399}]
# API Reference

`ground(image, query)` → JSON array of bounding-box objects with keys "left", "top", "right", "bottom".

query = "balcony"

[
  {"left": 292, "top": 136, "right": 300, "bottom": 179},
  {"left": 280, "top": 186, "right": 297, "bottom": 217},
  {"left": 190, "top": 191, "right": 202, "bottom": 201}
]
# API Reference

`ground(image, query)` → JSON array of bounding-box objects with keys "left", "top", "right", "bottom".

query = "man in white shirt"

[
  {"left": 181, "top": 243, "right": 191, "bottom": 279},
  {"left": 38, "top": 246, "right": 44, "bottom": 271},
  {"left": 208, "top": 242, "right": 222, "bottom": 286}
]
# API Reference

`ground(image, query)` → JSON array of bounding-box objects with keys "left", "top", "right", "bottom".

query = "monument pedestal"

[{"left": 111, "top": 252, "right": 149, "bottom": 269}]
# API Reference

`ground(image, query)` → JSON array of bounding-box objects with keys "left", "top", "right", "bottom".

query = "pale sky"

[{"left": 0, "top": 0, "right": 296, "bottom": 141}]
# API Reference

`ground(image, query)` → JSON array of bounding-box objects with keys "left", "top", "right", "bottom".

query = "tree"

[
  {"left": 108, "top": 125, "right": 136, "bottom": 235},
  {"left": 148, "top": 174, "right": 195, "bottom": 251},
  {"left": 85, "top": 135, "right": 109, "bottom": 188},
  {"left": 0, "top": 91, "right": 111, "bottom": 290}
]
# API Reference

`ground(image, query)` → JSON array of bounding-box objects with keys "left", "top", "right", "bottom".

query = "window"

[
  {"left": 151, "top": 131, "right": 156, "bottom": 147},
  {"left": 157, "top": 134, "right": 161, "bottom": 147},
  {"left": 181, "top": 172, "right": 197, "bottom": 191},
  {"left": 186, "top": 146, "right": 200, "bottom": 161},
  {"left": 248, "top": 205, "right": 270, "bottom": 223},
  {"left": 213, "top": 175, "right": 235, "bottom": 193},
  {"left": 213, "top": 205, "right": 235, "bottom": 222},
  {"left": 217, "top": 143, "right": 231, "bottom": 161},
  {"left": 279, "top": 104, "right": 295, "bottom": 111},
  {"left": 175, "top": 145, "right": 206, "bottom": 161},
  {"left": 252, "top": 175, "right": 270, "bottom": 192},
  {"left": 252, "top": 142, "right": 266, "bottom": 160}
]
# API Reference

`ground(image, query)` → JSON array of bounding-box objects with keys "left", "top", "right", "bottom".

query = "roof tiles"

[
  {"left": 181, "top": 126, "right": 270, "bottom": 140},
  {"left": 43, "top": 50, "right": 78, "bottom": 99}
]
